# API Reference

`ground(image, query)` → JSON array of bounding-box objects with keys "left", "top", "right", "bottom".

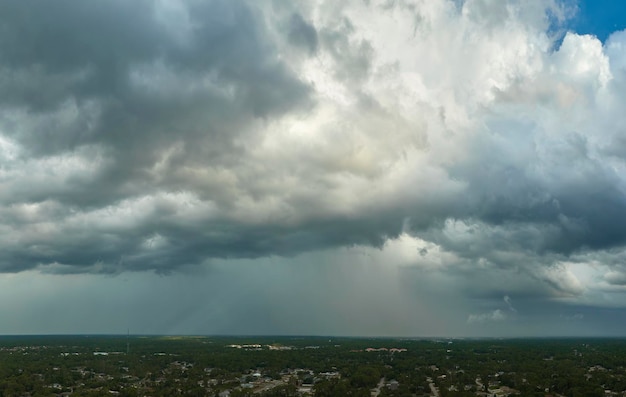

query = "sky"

[{"left": 2, "top": 0, "right": 626, "bottom": 337}]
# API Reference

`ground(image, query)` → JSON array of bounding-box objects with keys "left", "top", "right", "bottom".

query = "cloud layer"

[{"left": 2, "top": 0, "right": 626, "bottom": 326}]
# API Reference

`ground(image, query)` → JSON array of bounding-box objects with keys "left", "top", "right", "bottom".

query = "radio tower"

[{"left": 126, "top": 328, "right": 130, "bottom": 355}]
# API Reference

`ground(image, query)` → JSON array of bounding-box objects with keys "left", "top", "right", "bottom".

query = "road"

[
  {"left": 371, "top": 377, "right": 385, "bottom": 397},
  {"left": 427, "top": 377, "right": 440, "bottom": 397}
]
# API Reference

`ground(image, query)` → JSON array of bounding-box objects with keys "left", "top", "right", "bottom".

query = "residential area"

[{"left": 1, "top": 337, "right": 626, "bottom": 397}]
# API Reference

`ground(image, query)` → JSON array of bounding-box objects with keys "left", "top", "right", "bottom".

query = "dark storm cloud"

[
  {"left": 444, "top": 144, "right": 626, "bottom": 257},
  {"left": 2, "top": 0, "right": 626, "bottom": 287},
  {"left": 442, "top": 120, "right": 626, "bottom": 259},
  {"left": 0, "top": 0, "right": 310, "bottom": 158},
  {"left": 288, "top": 13, "right": 318, "bottom": 54},
  {"left": 0, "top": 0, "right": 316, "bottom": 272}
]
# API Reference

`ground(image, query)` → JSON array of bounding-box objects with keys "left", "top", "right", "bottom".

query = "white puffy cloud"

[{"left": 468, "top": 309, "right": 507, "bottom": 323}]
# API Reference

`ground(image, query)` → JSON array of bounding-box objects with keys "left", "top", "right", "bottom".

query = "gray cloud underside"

[{"left": 2, "top": 0, "right": 626, "bottom": 300}]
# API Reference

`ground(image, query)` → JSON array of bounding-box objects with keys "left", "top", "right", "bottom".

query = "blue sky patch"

[{"left": 570, "top": 0, "right": 626, "bottom": 42}]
